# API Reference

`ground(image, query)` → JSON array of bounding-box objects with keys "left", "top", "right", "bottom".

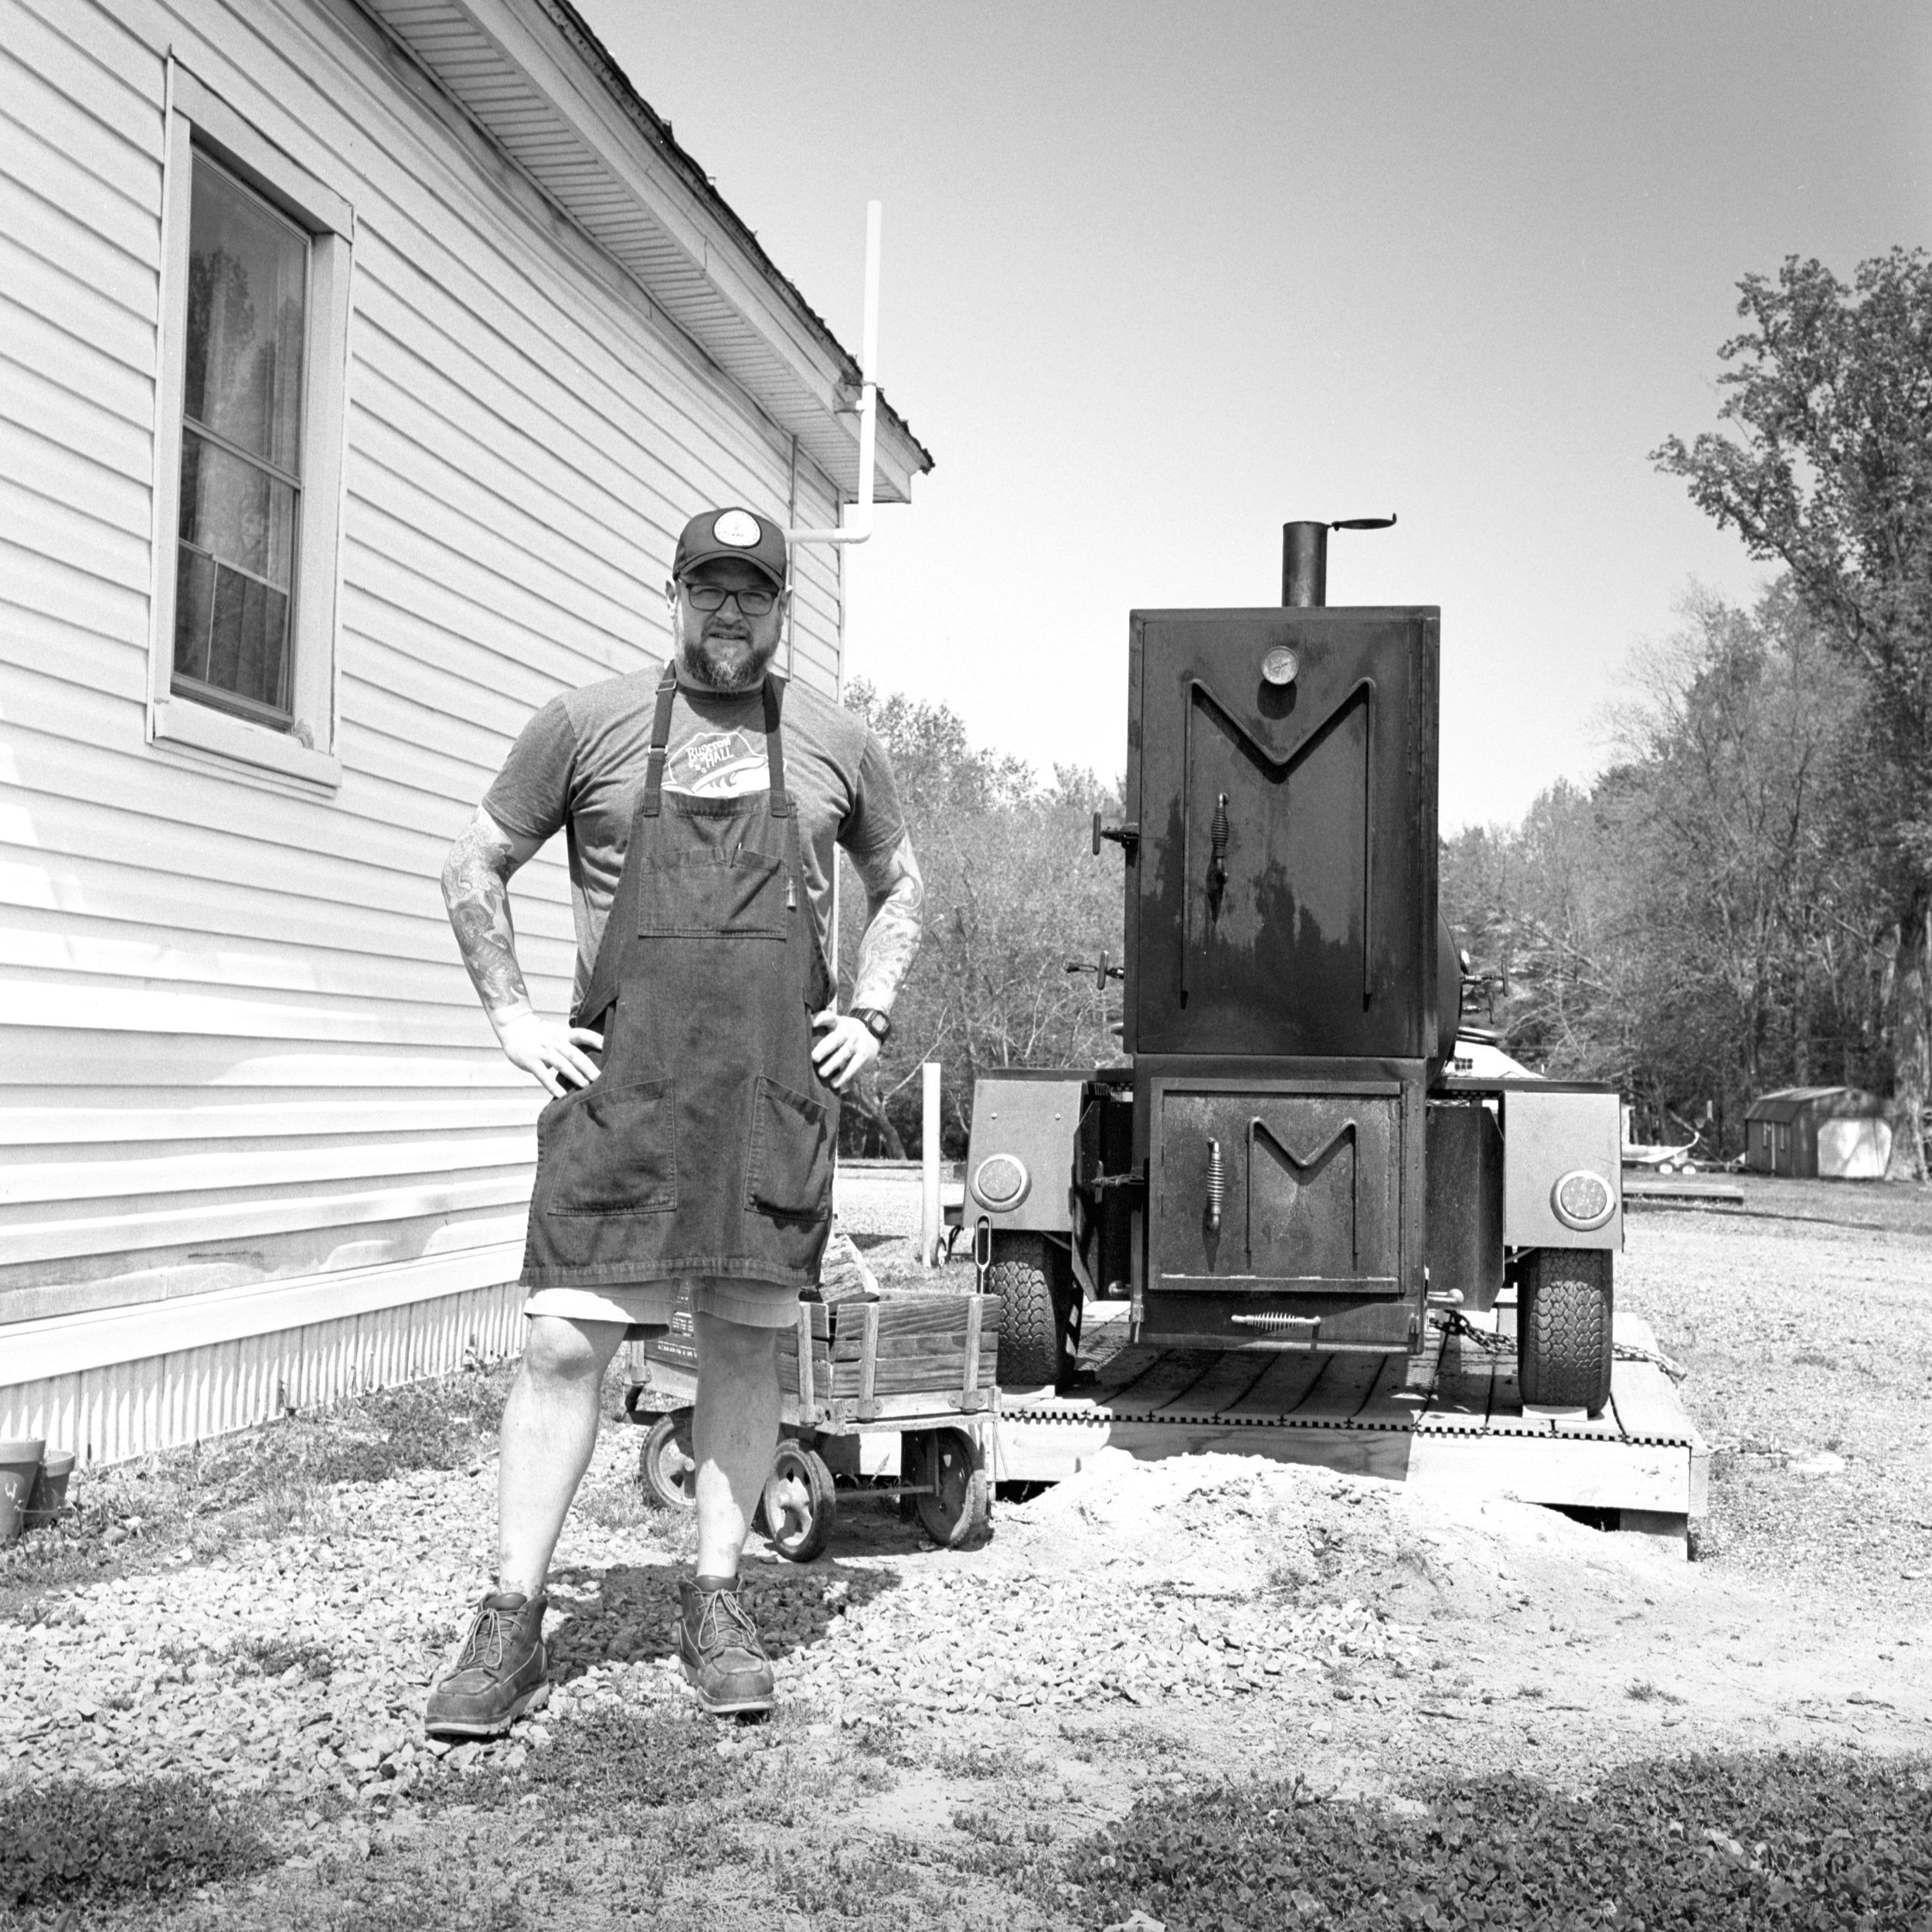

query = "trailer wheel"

[
  {"left": 910, "top": 1427, "right": 990, "bottom": 1549},
  {"left": 988, "top": 1233, "right": 1063, "bottom": 1388},
  {"left": 637, "top": 1412, "right": 697, "bottom": 1511},
  {"left": 762, "top": 1441, "right": 836, "bottom": 1563},
  {"left": 1519, "top": 1249, "right": 1614, "bottom": 1416}
]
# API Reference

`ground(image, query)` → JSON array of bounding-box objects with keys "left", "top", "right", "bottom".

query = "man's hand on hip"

[
  {"left": 496, "top": 1010, "right": 604, "bottom": 1098},
  {"left": 811, "top": 1009, "right": 879, "bottom": 1092}
]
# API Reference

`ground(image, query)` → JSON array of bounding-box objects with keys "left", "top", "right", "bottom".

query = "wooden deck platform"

[{"left": 993, "top": 1308, "right": 1708, "bottom": 1553}]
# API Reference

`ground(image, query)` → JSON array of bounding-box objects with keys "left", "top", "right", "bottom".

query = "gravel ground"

[{"left": 4, "top": 1172, "right": 1930, "bottom": 1930}]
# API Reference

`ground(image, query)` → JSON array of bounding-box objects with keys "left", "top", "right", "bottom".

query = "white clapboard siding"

[
  {"left": 0, "top": 0, "right": 874, "bottom": 1456},
  {"left": 0, "top": 1270, "right": 529, "bottom": 1465}
]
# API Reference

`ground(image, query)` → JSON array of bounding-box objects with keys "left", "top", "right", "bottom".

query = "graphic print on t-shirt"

[{"left": 665, "top": 727, "right": 768, "bottom": 797}]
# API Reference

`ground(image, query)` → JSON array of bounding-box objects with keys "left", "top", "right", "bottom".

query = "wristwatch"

[{"left": 849, "top": 1006, "right": 893, "bottom": 1043}]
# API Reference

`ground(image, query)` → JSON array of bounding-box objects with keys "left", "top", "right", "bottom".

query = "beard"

[{"left": 678, "top": 621, "right": 780, "bottom": 692}]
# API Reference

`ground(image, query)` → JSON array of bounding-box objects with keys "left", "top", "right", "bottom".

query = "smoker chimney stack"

[{"left": 1282, "top": 516, "right": 1399, "bottom": 608}]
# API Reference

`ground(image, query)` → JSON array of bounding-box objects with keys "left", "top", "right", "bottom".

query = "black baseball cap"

[{"left": 672, "top": 506, "right": 788, "bottom": 591}]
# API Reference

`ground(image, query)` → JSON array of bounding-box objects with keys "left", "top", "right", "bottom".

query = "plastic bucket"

[
  {"left": 0, "top": 1438, "right": 45, "bottom": 1547},
  {"left": 26, "top": 1448, "right": 75, "bottom": 1530}
]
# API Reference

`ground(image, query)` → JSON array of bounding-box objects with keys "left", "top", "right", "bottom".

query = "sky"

[{"left": 575, "top": 0, "right": 1931, "bottom": 831}]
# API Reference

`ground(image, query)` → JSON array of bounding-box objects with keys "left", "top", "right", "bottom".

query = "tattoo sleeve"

[
  {"left": 849, "top": 830, "right": 925, "bottom": 1011},
  {"left": 441, "top": 815, "right": 534, "bottom": 1030}
]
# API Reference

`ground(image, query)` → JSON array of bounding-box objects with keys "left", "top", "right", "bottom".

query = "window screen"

[{"left": 172, "top": 153, "right": 308, "bottom": 727}]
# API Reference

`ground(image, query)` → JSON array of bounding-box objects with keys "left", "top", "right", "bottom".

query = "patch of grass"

[
  {"left": 423, "top": 1706, "right": 743, "bottom": 1819},
  {"left": 0, "top": 1775, "right": 277, "bottom": 1914},
  {"left": 1051, "top": 1751, "right": 1932, "bottom": 1931},
  {"left": 0, "top": 1362, "right": 515, "bottom": 1622}
]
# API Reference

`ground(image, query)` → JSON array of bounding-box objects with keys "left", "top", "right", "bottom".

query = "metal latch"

[{"left": 1091, "top": 814, "right": 1141, "bottom": 855}]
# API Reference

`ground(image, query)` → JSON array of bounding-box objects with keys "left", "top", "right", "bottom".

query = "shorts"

[{"left": 522, "top": 1276, "right": 802, "bottom": 1337}]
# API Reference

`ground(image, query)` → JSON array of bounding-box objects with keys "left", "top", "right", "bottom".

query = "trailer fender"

[
  {"left": 963, "top": 1073, "right": 1083, "bottom": 1233},
  {"left": 1501, "top": 1087, "right": 1622, "bottom": 1250}
]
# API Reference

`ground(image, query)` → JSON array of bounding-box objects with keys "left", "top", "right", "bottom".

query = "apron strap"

[
  {"left": 640, "top": 663, "right": 679, "bottom": 817},
  {"left": 763, "top": 676, "right": 790, "bottom": 817}
]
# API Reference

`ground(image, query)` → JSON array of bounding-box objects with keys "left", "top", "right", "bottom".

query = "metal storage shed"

[{"left": 1743, "top": 1087, "right": 1892, "bottom": 1180}]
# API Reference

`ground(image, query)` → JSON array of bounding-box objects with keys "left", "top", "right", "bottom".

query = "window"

[{"left": 151, "top": 66, "right": 353, "bottom": 788}]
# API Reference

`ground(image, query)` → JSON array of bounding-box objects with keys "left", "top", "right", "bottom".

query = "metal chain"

[{"left": 1432, "top": 1309, "right": 1689, "bottom": 1384}]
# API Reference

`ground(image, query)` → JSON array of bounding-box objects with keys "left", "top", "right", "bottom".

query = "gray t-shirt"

[{"left": 483, "top": 670, "right": 905, "bottom": 1011}]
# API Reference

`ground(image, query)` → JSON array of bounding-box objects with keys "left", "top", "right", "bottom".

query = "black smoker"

[{"left": 961, "top": 519, "right": 1625, "bottom": 1417}]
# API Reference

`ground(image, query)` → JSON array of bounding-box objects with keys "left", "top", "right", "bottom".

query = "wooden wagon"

[{"left": 624, "top": 1287, "right": 1002, "bottom": 1560}]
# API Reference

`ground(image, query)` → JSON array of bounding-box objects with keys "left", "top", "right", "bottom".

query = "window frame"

[{"left": 150, "top": 63, "right": 354, "bottom": 791}]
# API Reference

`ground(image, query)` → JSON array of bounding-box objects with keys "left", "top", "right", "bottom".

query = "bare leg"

[
  {"left": 496, "top": 1315, "right": 624, "bottom": 1597},
  {"left": 691, "top": 1311, "right": 780, "bottom": 1578}
]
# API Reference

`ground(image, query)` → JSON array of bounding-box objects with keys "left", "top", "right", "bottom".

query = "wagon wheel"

[
  {"left": 762, "top": 1441, "right": 836, "bottom": 1563},
  {"left": 910, "top": 1427, "right": 990, "bottom": 1550},
  {"left": 637, "top": 1411, "right": 697, "bottom": 1512}
]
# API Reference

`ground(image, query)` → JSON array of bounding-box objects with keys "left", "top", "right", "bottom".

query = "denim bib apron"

[{"left": 519, "top": 668, "right": 838, "bottom": 1291}]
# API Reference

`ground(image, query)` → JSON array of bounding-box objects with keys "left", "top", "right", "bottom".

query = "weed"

[
  {"left": 1, "top": 1775, "right": 276, "bottom": 1913},
  {"left": 237, "top": 1634, "right": 335, "bottom": 1680},
  {"left": 953, "top": 1803, "right": 1009, "bottom": 1844},
  {"left": 933, "top": 1740, "right": 1027, "bottom": 1781},
  {"left": 1628, "top": 1678, "right": 1686, "bottom": 1704}
]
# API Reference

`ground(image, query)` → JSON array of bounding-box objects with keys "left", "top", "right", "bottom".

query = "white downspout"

[{"left": 788, "top": 199, "right": 881, "bottom": 550}]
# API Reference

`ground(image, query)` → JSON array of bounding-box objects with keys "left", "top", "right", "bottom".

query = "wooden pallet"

[{"left": 995, "top": 1308, "right": 1707, "bottom": 1553}]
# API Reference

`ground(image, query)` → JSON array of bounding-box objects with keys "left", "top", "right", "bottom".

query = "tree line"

[
  {"left": 840, "top": 247, "right": 1929, "bottom": 1172},
  {"left": 834, "top": 682, "right": 1123, "bottom": 1158}
]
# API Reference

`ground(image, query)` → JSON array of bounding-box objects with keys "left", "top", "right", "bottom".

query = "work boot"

[
  {"left": 678, "top": 1575, "right": 775, "bottom": 1717},
  {"left": 424, "top": 1590, "right": 548, "bottom": 1737}
]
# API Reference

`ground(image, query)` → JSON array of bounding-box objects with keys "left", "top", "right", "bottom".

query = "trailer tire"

[
  {"left": 988, "top": 1233, "right": 1062, "bottom": 1389},
  {"left": 1519, "top": 1249, "right": 1614, "bottom": 1416},
  {"left": 910, "top": 1427, "right": 991, "bottom": 1549},
  {"left": 637, "top": 1411, "right": 697, "bottom": 1512}
]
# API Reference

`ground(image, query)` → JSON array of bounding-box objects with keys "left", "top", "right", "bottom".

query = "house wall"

[{"left": 0, "top": 0, "right": 848, "bottom": 1458}]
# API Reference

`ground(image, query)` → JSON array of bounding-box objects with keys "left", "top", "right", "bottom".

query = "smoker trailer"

[{"left": 963, "top": 521, "right": 1624, "bottom": 1414}]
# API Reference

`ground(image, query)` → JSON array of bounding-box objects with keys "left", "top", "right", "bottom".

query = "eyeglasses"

[{"left": 681, "top": 582, "right": 780, "bottom": 615}]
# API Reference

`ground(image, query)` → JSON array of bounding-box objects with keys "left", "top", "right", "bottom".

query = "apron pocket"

[
  {"left": 639, "top": 852, "right": 789, "bottom": 939},
  {"left": 744, "top": 1075, "right": 833, "bottom": 1221},
  {"left": 543, "top": 1079, "right": 678, "bottom": 1216}
]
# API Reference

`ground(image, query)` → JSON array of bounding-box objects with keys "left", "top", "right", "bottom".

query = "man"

[{"left": 426, "top": 505, "right": 922, "bottom": 1730}]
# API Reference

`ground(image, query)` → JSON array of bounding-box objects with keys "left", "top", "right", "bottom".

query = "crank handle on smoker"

[{"left": 1091, "top": 813, "right": 1140, "bottom": 857}]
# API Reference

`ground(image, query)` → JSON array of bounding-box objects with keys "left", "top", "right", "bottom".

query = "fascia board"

[{"left": 452, "top": 0, "right": 857, "bottom": 426}]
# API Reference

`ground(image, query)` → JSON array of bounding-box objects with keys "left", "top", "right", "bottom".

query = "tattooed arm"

[
  {"left": 441, "top": 807, "right": 603, "bottom": 1097},
  {"left": 811, "top": 830, "right": 925, "bottom": 1091},
  {"left": 850, "top": 830, "right": 925, "bottom": 1011}
]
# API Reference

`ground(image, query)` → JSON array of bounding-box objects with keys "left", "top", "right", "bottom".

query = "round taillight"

[
  {"left": 1551, "top": 1168, "right": 1615, "bottom": 1230},
  {"left": 972, "top": 1154, "right": 1029, "bottom": 1211}
]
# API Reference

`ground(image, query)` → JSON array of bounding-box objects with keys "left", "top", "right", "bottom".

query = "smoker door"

[{"left": 1123, "top": 607, "right": 1440, "bottom": 1059}]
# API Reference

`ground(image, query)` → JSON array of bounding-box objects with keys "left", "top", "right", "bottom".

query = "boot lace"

[
  {"left": 694, "top": 1587, "right": 765, "bottom": 1659},
  {"left": 454, "top": 1605, "right": 512, "bottom": 1674}
]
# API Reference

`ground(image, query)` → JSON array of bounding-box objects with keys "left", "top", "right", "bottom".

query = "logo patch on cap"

[{"left": 713, "top": 509, "right": 762, "bottom": 549}]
